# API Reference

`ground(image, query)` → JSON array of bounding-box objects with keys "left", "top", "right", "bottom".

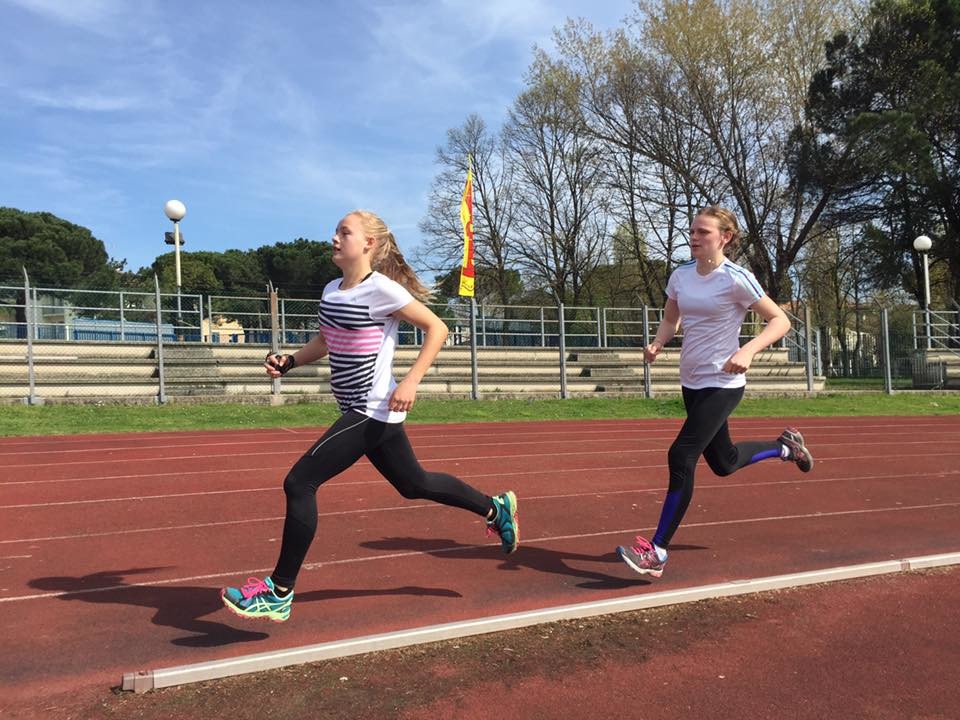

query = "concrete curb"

[{"left": 121, "top": 551, "right": 960, "bottom": 693}]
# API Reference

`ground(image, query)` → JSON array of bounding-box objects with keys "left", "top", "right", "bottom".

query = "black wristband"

[{"left": 267, "top": 353, "right": 296, "bottom": 375}]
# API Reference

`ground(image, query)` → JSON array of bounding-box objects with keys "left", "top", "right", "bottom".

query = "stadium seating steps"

[{"left": 0, "top": 341, "right": 835, "bottom": 404}]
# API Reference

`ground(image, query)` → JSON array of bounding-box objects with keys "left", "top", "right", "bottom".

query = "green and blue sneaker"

[
  {"left": 487, "top": 491, "right": 519, "bottom": 554},
  {"left": 221, "top": 576, "right": 292, "bottom": 623}
]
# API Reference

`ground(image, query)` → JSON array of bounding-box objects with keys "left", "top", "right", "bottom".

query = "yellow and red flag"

[{"left": 458, "top": 160, "right": 475, "bottom": 297}]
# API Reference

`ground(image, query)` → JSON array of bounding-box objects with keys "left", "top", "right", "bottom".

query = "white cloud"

[
  {"left": 20, "top": 89, "right": 145, "bottom": 112},
  {"left": 2, "top": 0, "right": 154, "bottom": 36},
  {"left": 0, "top": 0, "right": 635, "bottom": 271}
]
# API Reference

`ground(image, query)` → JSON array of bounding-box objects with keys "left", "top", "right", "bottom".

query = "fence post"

[
  {"left": 558, "top": 302, "right": 568, "bottom": 399},
  {"left": 597, "top": 308, "right": 604, "bottom": 348},
  {"left": 642, "top": 304, "right": 652, "bottom": 399},
  {"left": 154, "top": 275, "right": 167, "bottom": 404},
  {"left": 880, "top": 307, "right": 893, "bottom": 395},
  {"left": 469, "top": 297, "right": 479, "bottom": 400},
  {"left": 268, "top": 282, "right": 281, "bottom": 403},
  {"left": 814, "top": 328, "right": 823, "bottom": 377},
  {"left": 804, "top": 306, "right": 815, "bottom": 393},
  {"left": 197, "top": 294, "right": 205, "bottom": 342},
  {"left": 119, "top": 291, "right": 126, "bottom": 341},
  {"left": 207, "top": 295, "right": 215, "bottom": 344},
  {"left": 22, "top": 268, "right": 42, "bottom": 405},
  {"left": 479, "top": 303, "right": 486, "bottom": 347}
]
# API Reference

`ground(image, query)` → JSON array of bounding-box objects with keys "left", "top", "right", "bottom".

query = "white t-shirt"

[
  {"left": 666, "top": 259, "right": 766, "bottom": 390},
  {"left": 318, "top": 272, "right": 414, "bottom": 423}
]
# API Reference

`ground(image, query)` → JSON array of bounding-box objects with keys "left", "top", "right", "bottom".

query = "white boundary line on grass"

[{"left": 121, "top": 551, "right": 960, "bottom": 694}]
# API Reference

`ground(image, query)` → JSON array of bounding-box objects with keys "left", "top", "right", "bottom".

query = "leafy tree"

[
  {"left": 256, "top": 238, "right": 338, "bottom": 297},
  {"left": 504, "top": 51, "right": 611, "bottom": 305},
  {"left": 433, "top": 266, "right": 523, "bottom": 302},
  {"left": 802, "top": 0, "right": 960, "bottom": 306},
  {"left": 551, "top": 1, "right": 854, "bottom": 302},
  {"left": 417, "top": 115, "right": 521, "bottom": 305},
  {"left": 151, "top": 252, "right": 221, "bottom": 294},
  {"left": 0, "top": 207, "right": 122, "bottom": 288}
]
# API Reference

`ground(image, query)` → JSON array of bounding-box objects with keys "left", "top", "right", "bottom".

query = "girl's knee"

[
  {"left": 282, "top": 470, "right": 312, "bottom": 498},
  {"left": 667, "top": 442, "right": 695, "bottom": 470},
  {"left": 703, "top": 450, "right": 735, "bottom": 476}
]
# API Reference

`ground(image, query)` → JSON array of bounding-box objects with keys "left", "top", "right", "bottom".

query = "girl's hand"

[
  {"left": 644, "top": 341, "right": 663, "bottom": 364},
  {"left": 723, "top": 348, "right": 755, "bottom": 374},
  {"left": 388, "top": 377, "right": 418, "bottom": 412},
  {"left": 264, "top": 353, "right": 296, "bottom": 377}
]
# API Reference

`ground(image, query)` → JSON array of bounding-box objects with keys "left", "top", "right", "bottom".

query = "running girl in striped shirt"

[
  {"left": 617, "top": 206, "right": 813, "bottom": 578},
  {"left": 222, "top": 211, "right": 518, "bottom": 622}
]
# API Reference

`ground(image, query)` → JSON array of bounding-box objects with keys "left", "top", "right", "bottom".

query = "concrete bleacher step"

[{"left": 1, "top": 341, "right": 826, "bottom": 402}]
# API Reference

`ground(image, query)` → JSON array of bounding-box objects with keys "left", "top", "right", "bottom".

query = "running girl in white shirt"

[
  {"left": 222, "top": 210, "right": 518, "bottom": 622},
  {"left": 617, "top": 206, "right": 813, "bottom": 578}
]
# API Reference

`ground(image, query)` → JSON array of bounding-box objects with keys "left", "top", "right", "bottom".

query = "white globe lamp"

[
  {"left": 164, "top": 199, "right": 186, "bottom": 222},
  {"left": 913, "top": 235, "right": 933, "bottom": 349}
]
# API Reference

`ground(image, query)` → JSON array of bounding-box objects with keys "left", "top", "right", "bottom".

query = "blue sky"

[{"left": 1, "top": 0, "right": 635, "bottom": 275}]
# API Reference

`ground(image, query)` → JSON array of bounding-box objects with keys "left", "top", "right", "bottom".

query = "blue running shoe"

[
  {"left": 221, "top": 576, "right": 292, "bottom": 622},
  {"left": 487, "top": 491, "right": 519, "bottom": 554}
]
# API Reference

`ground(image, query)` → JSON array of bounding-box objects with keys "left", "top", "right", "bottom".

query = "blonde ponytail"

[{"left": 350, "top": 210, "right": 432, "bottom": 301}]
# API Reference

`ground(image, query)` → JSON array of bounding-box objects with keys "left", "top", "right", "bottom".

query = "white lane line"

[
  {"left": 4, "top": 449, "right": 960, "bottom": 488},
  {"left": 0, "top": 429, "right": 685, "bottom": 457},
  {"left": 1, "top": 420, "right": 956, "bottom": 459},
  {"left": 2, "top": 438, "right": 957, "bottom": 471},
  {"left": 3, "top": 501, "right": 959, "bottom": 604},
  {"left": 2, "top": 416, "right": 954, "bottom": 445},
  {"left": 0, "top": 446, "right": 664, "bottom": 470},
  {"left": 2, "top": 465, "right": 958, "bottom": 511}
]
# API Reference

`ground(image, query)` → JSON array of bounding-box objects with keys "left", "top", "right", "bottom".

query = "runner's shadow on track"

[
  {"left": 29, "top": 568, "right": 270, "bottom": 649},
  {"left": 360, "top": 537, "right": 649, "bottom": 590},
  {"left": 295, "top": 586, "right": 462, "bottom": 604}
]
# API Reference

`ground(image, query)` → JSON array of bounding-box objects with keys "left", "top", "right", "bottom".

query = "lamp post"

[
  {"left": 913, "top": 234, "right": 932, "bottom": 349},
  {"left": 164, "top": 199, "right": 187, "bottom": 323}
]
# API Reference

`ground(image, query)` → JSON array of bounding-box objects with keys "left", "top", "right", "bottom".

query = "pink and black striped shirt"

[{"left": 318, "top": 272, "right": 413, "bottom": 423}]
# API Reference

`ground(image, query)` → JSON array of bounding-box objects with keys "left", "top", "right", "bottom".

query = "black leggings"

[
  {"left": 652, "top": 386, "right": 780, "bottom": 549},
  {"left": 271, "top": 411, "right": 492, "bottom": 588}
]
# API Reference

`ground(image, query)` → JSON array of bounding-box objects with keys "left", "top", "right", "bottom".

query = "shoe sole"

[
  {"left": 616, "top": 546, "right": 664, "bottom": 578},
  {"left": 501, "top": 490, "right": 519, "bottom": 554},
  {"left": 220, "top": 589, "right": 290, "bottom": 623}
]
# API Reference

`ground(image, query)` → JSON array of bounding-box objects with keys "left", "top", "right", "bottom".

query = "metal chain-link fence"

[{"left": 3, "top": 272, "right": 958, "bottom": 404}]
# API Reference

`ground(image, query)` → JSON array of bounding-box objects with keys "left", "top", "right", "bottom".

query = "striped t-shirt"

[
  {"left": 318, "top": 272, "right": 413, "bottom": 422},
  {"left": 665, "top": 258, "right": 765, "bottom": 389}
]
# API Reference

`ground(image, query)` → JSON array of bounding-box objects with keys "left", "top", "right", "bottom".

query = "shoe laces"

[
  {"left": 631, "top": 535, "right": 654, "bottom": 555},
  {"left": 239, "top": 577, "right": 271, "bottom": 599}
]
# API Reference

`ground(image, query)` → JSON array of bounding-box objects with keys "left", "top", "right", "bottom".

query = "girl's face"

[
  {"left": 688, "top": 214, "right": 732, "bottom": 261},
  {"left": 332, "top": 214, "right": 372, "bottom": 268}
]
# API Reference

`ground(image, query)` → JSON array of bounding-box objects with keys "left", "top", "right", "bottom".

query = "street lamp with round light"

[
  {"left": 164, "top": 200, "right": 187, "bottom": 322},
  {"left": 913, "top": 235, "right": 932, "bottom": 349}
]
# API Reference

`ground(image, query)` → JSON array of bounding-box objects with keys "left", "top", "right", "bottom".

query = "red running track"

[{"left": 1, "top": 415, "right": 959, "bottom": 710}]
